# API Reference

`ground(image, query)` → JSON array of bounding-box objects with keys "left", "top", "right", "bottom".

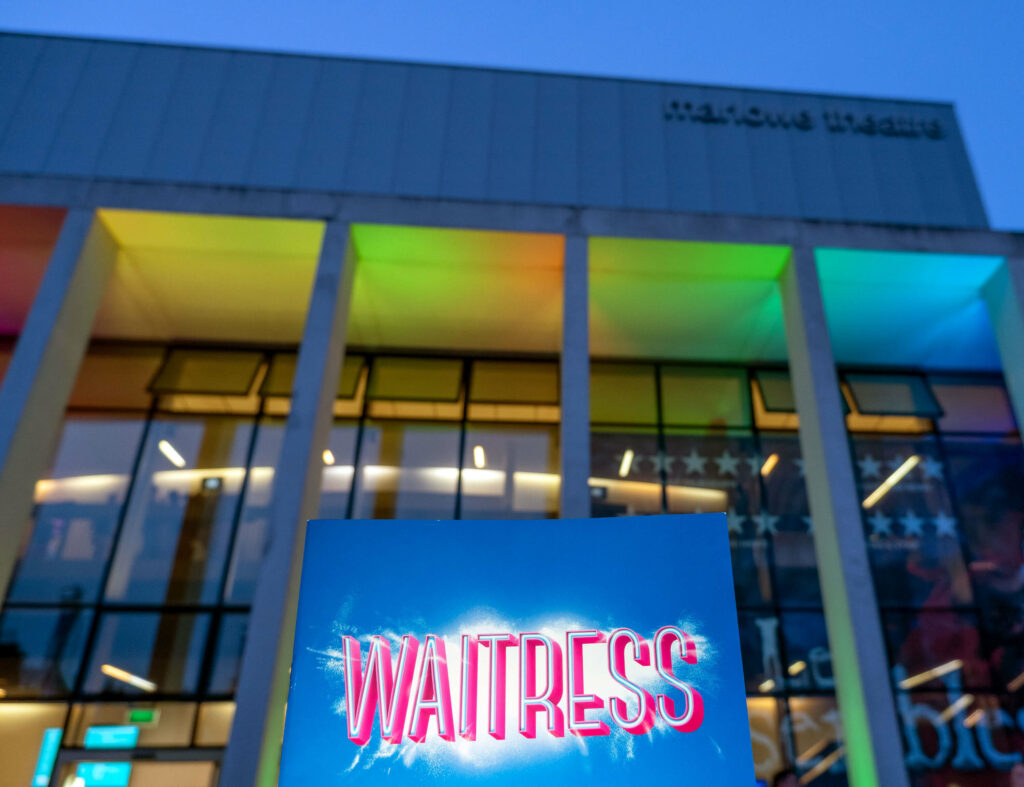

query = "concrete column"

[
  {"left": 560, "top": 234, "right": 590, "bottom": 518},
  {"left": 780, "top": 247, "right": 908, "bottom": 787},
  {"left": 982, "top": 257, "right": 1024, "bottom": 430},
  {"left": 0, "top": 209, "right": 115, "bottom": 601},
  {"left": 220, "top": 219, "right": 356, "bottom": 787}
]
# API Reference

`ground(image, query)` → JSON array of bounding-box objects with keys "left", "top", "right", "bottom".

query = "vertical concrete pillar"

[
  {"left": 982, "top": 257, "right": 1024, "bottom": 430},
  {"left": 780, "top": 247, "right": 909, "bottom": 787},
  {"left": 220, "top": 219, "right": 355, "bottom": 787},
  {"left": 560, "top": 234, "right": 590, "bottom": 518},
  {"left": 0, "top": 208, "right": 115, "bottom": 601}
]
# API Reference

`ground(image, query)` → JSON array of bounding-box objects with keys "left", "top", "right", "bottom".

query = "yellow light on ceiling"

[
  {"left": 158, "top": 439, "right": 186, "bottom": 468},
  {"left": 101, "top": 664, "right": 157, "bottom": 693},
  {"left": 322, "top": 449, "right": 335, "bottom": 466},
  {"left": 898, "top": 658, "right": 962, "bottom": 690},
  {"left": 787, "top": 660, "right": 807, "bottom": 676},
  {"left": 862, "top": 455, "right": 920, "bottom": 509},
  {"left": 758, "top": 679, "right": 775, "bottom": 693},
  {"left": 938, "top": 694, "right": 974, "bottom": 724},
  {"left": 618, "top": 449, "right": 634, "bottom": 478},
  {"left": 760, "top": 453, "right": 779, "bottom": 477},
  {"left": 473, "top": 446, "right": 486, "bottom": 469}
]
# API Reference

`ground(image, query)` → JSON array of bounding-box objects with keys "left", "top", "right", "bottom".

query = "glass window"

[
  {"left": 781, "top": 613, "right": 835, "bottom": 693},
  {"left": 459, "top": 424, "right": 559, "bottom": 519},
  {"left": 69, "top": 347, "right": 164, "bottom": 410},
  {"left": 223, "top": 419, "right": 286, "bottom": 604},
  {"left": 350, "top": 421, "right": 461, "bottom": 519},
  {"left": 755, "top": 370, "right": 797, "bottom": 413},
  {"left": 590, "top": 363, "right": 657, "bottom": 425},
  {"left": 316, "top": 422, "right": 360, "bottom": 520},
  {"left": 469, "top": 360, "right": 559, "bottom": 404},
  {"left": 844, "top": 373, "right": 941, "bottom": 417},
  {"left": 746, "top": 696, "right": 795, "bottom": 784},
  {"left": 760, "top": 432, "right": 822, "bottom": 607},
  {"left": 105, "top": 417, "right": 254, "bottom": 604},
  {"left": 660, "top": 367, "right": 751, "bottom": 428},
  {"left": 368, "top": 357, "right": 462, "bottom": 401},
  {"left": 150, "top": 349, "right": 263, "bottom": 395},
  {"left": 884, "top": 611, "right": 989, "bottom": 692},
  {"left": 0, "top": 608, "right": 92, "bottom": 697},
  {"left": 940, "top": 435, "right": 1024, "bottom": 620},
  {"left": 0, "top": 703, "right": 68, "bottom": 787},
  {"left": 260, "top": 352, "right": 364, "bottom": 398},
  {"left": 589, "top": 428, "right": 662, "bottom": 516},
  {"left": 739, "top": 611, "right": 783, "bottom": 695},
  {"left": 66, "top": 701, "right": 197, "bottom": 747},
  {"left": 56, "top": 760, "right": 218, "bottom": 787},
  {"left": 194, "top": 701, "right": 235, "bottom": 747},
  {"left": 83, "top": 613, "right": 209, "bottom": 696},
  {"left": 850, "top": 434, "right": 973, "bottom": 608},
  {"left": 929, "top": 376, "right": 1017, "bottom": 434},
  {"left": 9, "top": 416, "right": 145, "bottom": 604},
  {"left": 207, "top": 614, "right": 248, "bottom": 695},
  {"left": 787, "top": 696, "right": 846, "bottom": 785}
]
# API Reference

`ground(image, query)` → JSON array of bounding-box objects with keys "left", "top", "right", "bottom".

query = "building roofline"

[{"left": 0, "top": 27, "right": 959, "bottom": 110}]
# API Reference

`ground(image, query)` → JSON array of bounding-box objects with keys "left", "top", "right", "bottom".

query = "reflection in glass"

[
  {"left": 746, "top": 696, "right": 793, "bottom": 784},
  {"left": 9, "top": 418, "right": 145, "bottom": 603},
  {"left": 350, "top": 421, "right": 460, "bottom": 519},
  {"left": 67, "top": 701, "right": 197, "bottom": 747},
  {"left": 207, "top": 614, "right": 248, "bottom": 695},
  {"left": 851, "top": 434, "right": 973, "bottom": 608},
  {"left": 459, "top": 425, "right": 559, "bottom": 519},
  {"left": 83, "top": 613, "right": 209, "bottom": 696},
  {"left": 0, "top": 608, "right": 92, "bottom": 697},
  {"left": 0, "top": 703, "right": 69, "bottom": 787},
  {"left": 884, "top": 611, "right": 989, "bottom": 692},
  {"left": 787, "top": 696, "right": 846, "bottom": 785},
  {"left": 105, "top": 417, "right": 254, "bottom": 604},
  {"left": 316, "top": 422, "right": 360, "bottom": 519},
  {"left": 589, "top": 429, "right": 662, "bottom": 516}
]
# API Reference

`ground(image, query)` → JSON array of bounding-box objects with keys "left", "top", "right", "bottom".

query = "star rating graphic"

[
  {"left": 920, "top": 456, "right": 943, "bottom": 480},
  {"left": 899, "top": 510, "right": 924, "bottom": 538},
  {"left": 933, "top": 511, "right": 957, "bottom": 537},
  {"left": 714, "top": 450, "right": 741, "bottom": 476},
  {"left": 867, "top": 510, "right": 893, "bottom": 537},
  {"left": 727, "top": 508, "right": 747, "bottom": 534},
  {"left": 744, "top": 454, "right": 763, "bottom": 475},
  {"left": 858, "top": 454, "right": 882, "bottom": 479},
  {"left": 793, "top": 458, "right": 805, "bottom": 476},
  {"left": 649, "top": 452, "right": 676, "bottom": 474},
  {"left": 753, "top": 512, "right": 780, "bottom": 535},
  {"left": 680, "top": 449, "right": 707, "bottom": 475}
]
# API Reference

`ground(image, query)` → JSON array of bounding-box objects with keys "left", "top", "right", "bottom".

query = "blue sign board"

[
  {"left": 280, "top": 514, "right": 754, "bottom": 784},
  {"left": 75, "top": 763, "right": 132, "bottom": 787},
  {"left": 84, "top": 726, "right": 140, "bottom": 749},
  {"left": 32, "top": 728, "right": 62, "bottom": 787}
]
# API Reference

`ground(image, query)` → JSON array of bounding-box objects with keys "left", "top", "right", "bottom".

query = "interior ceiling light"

[
  {"left": 862, "top": 455, "right": 920, "bottom": 509},
  {"left": 618, "top": 449, "right": 634, "bottom": 478},
  {"left": 157, "top": 439, "right": 186, "bottom": 469},
  {"left": 322, "top": 449, "right": 335, "bottom": 466},
  {"left": 101, "top": 664, "right": 157, "bottom": 693},
  {"left": 897, "top": 658, "right": 962, "bottom": 690},
  {"left": 760, "top": 453, "right": 779, "bottom": 477},
  {"left": 473, "top": 446, "right": 486, "bottom": 469}
]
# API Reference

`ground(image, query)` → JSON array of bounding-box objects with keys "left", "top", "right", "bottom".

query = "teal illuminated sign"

[
  {"left": 75, "top": 763, "right": 132, "bottom": 786},
  {"left": 32, "top": 728, "right": 62, "bottom": 787},
  {"left": 84, "top": 726, "right": 140, "bottom": 749}
]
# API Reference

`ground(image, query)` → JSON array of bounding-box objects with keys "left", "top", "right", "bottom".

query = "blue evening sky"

[{"left": 2, "top": 1, "right": 1021, "bottom": 230}]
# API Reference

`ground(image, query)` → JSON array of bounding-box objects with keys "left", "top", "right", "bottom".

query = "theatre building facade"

[{"left": 2, "top": 32, "right": 1024, "bottom": 787}]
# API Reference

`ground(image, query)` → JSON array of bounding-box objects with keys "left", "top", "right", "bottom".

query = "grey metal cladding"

[{"left": 0, "top": 33, "right": 989, "bottom": 228}]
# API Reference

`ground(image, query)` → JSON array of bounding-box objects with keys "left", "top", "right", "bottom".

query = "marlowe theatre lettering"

[
  {"left": 664, "top": 99, "right": 945, "bottom": 139},
  {"left": 342, "top": 626, "right": 702, "bottom": 746}
]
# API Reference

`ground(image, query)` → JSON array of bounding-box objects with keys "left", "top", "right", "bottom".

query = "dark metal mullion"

[
  {"left": 452, "top": 361, "right": 472, "bottom": 520},
  {"left": 344, "top": 357, "right": 374, "bottom": 521}
]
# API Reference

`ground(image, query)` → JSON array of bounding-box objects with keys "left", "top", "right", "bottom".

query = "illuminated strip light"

[
  {"left": 758, "top": 679, "right": 775, "bottom": 693},
  {"left": 157, "top": 440, "right": 186, "bottom": 468},
  {"left": 100, "top": 664, "right": 157, "bottom": 693},
  {"left": 897, "top": 659, "right": 962, "bottom": 690},
  {"left": 799, "top": 745, "right": 844, "bottom": 784},
  {"left": 938, "top": 693, "right": 974, "bottom": 724},
  {"left": 760, "top": 453, "right": 779, "bottom": 477},
  {"left": 473, "top": 446, "right": 486, "bottom": 469},
  {"left": 796, "top": 736, "right": 831, "bottom": 765},
  {"left": 964, "top": 708, "right": 986, "bottom": 728},
  {"left": 788, "top": 660, "right": 807, "bottom": 676},
  {"left": 618, "top": 449, "right": 634, "bottom": 478},
  {"left": 862, "top": 455, "right": 920, "bottom": 509},
  {"left": 322, "top": 450, "right": 335, "bottom": 466},
  {"left": 1008, "top": 670, "right": 1024, "bottom": 693}
]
